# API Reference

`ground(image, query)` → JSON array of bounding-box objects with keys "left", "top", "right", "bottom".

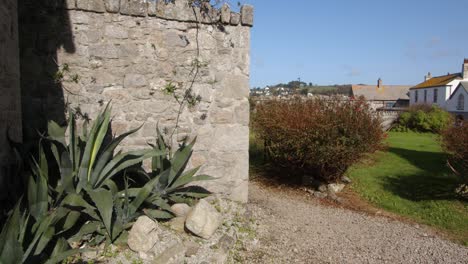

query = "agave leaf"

[
  {"left": 77, "top": 104, "right": 109, "bottom": 192},
  {"left": 0, "top": 202, "right": 24, "bottom": 264},
  {"left": 59, "top": 150, "right": 74, "bottom": 193},
  {"left": 18, "top": 212, "right": 30, "bottom": 245},
  {"left": 45, "top": 248, "right": 82, "bottom": 264},
  {"left": 155, "top": 169, "right": 171, "bottom": 191},
  {"left": 115, "top": 188, "right": 141, "bottom": 198},
  {"left": 110, "top": 218, "right": 124, "bottom": 243},
  {"left": 87, "top": 105, "right": 112, "bottom": 183},
  {"left": 22, "top": 213, "right": 55, "bottom": 263},
  {"left": 144, "top": 209, "right": 174, "bottom": 220},
  {"left": 27, "top": 160, "right": 49, "bottom": 221},
  {"left": 94, "top": 149, "right": 164, "bottom": 189},
  {"left": 127, "top": 177, "right": 159, "bottom": 216},
  {"left": 68, "top": 221, "right": 101, "bottom": 244},
  {"left": 103, "top": 179, "right": 118, "bottom": 195},
  {"left": 58, "top": 211, "right": 81, "bottom": 234},
  {"left": 167, "top": 194, "right": 195, "bottom": 205},
  {"left": 33, "top": 226, "right": 55, "bottom": 255},
  {"left": 47, "top": 120, "right": 66, "bottom": 146},
  {"left": 47, "top": 237, "right": 82, "bottom": 264},
  {"left": 171, "top": 186, "right": 211, "bottom": 199},
  {"left": 68, "top": 110, "right": 78, "bottom": 172},
  {"left": 167, "top": 168, "right": 215, "bottom": 192},
  {"left": 90, "top": 125, "right": 142, "bottom": 187},
  {"left": 168, "top": 138, "right": 196, "bottom": 186},
  {"left": 38, "top": 141, "right": 49, "bottom": 181},
  {"left": 152, "top": 128, "right": 169, "bottom": 173},
  {"left": 145, "top": 196, "right": 172, "bottom": 212},
  {"left": 61, "top": 193, "right": 98, "bottom": 220},
  {"left": 87, "top": 188, "right": 114, "bottom": 240}
]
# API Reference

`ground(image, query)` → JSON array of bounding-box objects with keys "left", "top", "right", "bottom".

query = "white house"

[{"left": 409, "top": 59, "right": 468, "bottom": 118}]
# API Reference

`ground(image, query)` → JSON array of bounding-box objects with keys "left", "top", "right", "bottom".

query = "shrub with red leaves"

[
  {"left": 253, "top": 96, "right": 385, "bottom": 183},
  {"left": 442, "top": 122, "right": 468, "bottom": 184}
]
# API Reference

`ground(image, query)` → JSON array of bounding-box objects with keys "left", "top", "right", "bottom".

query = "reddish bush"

[
  {"left": 442, "top": 122, "right": 468, "bottom": 184},
  {"left": 253, "top": 96, "right": 385, "bottom": 183}
]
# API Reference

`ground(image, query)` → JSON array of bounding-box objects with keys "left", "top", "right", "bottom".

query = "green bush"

[
  {"left": 396, "top": 104, "right": 452, "bottom": 133},
  {"left": 0, "top": 104, "right": 212, "bottom": 263},
  {"left": 253, "top": 96, "right": 385, "bottom": 183}
]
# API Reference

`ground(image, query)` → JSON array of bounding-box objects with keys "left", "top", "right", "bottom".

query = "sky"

[{"left": 234, "top": 0, "right": 468, "bottom": 88}]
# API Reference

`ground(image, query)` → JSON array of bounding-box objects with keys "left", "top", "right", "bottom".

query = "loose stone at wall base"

[{"left": 185, "top": 199, "right": 222, "bottom": 239}]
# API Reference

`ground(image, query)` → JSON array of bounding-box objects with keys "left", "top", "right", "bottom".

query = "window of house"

[
  {"left": 457, "top": 94, "right": 465, "bottom": 110},
  {"left": 433, "top": 89, "right": 438, "bottom": 103},
  {"left": 415, "top": 90, "right": 418, "bottom": 102},
  {"left": 424, "top": 90, "right": 427, "bottom": 102}
]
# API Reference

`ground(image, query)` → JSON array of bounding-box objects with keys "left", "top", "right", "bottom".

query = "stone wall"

[
  {"left": 0, "top": 0, "right": 22, "bottom": 170},
  {"left": 19, "top": 0, "right": 253, "bottom": 202}
]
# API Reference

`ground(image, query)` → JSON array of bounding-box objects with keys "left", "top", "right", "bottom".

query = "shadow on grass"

[{"left": 382, "top": 147, "right": 461, "bottom": 201}]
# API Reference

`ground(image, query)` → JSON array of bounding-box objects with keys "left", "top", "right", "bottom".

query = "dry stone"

[
  {"left": 104, "top": 0, "right": 119, "bottom": 13},
  {"left": 241, "top": 5, "right": 254, "bottom": 26},
  {"left": 127, "top": 216, "right": 160, "bottom": 252},
  {"left": 171, "top": 203, "right": 192, "bottom": 217},
  {"left": 185, "top": 199, "right": 222, "bottom": 239},
  {"left": 328, "top": 183, "right": 346, "bottom": 193},
  {"left": 220, "top": 4, "right": 230, "bottom": 24}
]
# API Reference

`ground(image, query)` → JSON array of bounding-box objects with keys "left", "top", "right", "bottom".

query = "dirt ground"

[{"left": 236, "top": 179, "right": 468, "bottom": 264}]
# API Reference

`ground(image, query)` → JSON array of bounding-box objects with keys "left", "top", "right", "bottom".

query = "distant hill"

[{"left": 253, "top": 81, "right": 352, "bottom": 96}]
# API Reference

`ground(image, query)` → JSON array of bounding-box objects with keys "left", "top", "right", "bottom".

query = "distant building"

[
  {"left": 409, "top": 59, "right": 468, "bottom": 119},
  {"left": 351, "top": 78, "right": 411, "bottom": 109}
]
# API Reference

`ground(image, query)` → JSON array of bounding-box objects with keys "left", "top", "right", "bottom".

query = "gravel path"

[{"left": 239, "top": 180, "right": 468, "bottom": 264}]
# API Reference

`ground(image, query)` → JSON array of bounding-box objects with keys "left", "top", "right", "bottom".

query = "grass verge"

[{"left": 347, "top": 132, "right": 468, "bottom": 245}]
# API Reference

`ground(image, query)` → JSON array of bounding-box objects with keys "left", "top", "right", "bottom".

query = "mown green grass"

[{"left": 347, "top": 132, "right": 468, "bottom": 244}]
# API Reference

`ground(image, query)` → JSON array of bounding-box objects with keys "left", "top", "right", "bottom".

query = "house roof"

[
  {"left": 449, "top": 81, "right": 468, "bottom": 100},
  {"left": 351, "top": 84, "right": 411, "bottom": 101},
  {"left": 411, "top": 73, "right": 461, "bottom": 89}
]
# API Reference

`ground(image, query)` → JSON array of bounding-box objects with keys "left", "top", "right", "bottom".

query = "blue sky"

[{"left": 235, "top": 0, "right": 468, "bottom": 87}]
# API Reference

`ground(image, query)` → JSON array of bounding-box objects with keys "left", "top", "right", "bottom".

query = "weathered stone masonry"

[
  {"left": 0, "top": 0, "right": 22, "bottom": 175},
  {"left": 19, "top": 0, "right": 253, "bottom": 202}
]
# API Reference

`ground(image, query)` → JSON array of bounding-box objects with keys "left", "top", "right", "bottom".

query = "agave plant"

[
  {"left": 126, "top": 129, "right": 214, "bottom": 218},
  {"left": 46, "top": 103, "right": 164, "bottom": 197},
  {"left": 0, "top": 144, "right": 81, "bottom": 264}
]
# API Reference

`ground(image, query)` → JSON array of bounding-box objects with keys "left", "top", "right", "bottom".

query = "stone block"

[
  {"left": 220, "top": 4, "right": 230, "bottom": 24},
  {"left": 214, "top": 73, "right": 250, "bottom": 100},
  {"left": 185, "top": 199, "right": 222, "bottom": 239},
  {"left": 89, "top": 44, "right": 120, "bottom": 59},
  {"left": 127, "top": 216, "right": 160, "bottom": 252},
  {"left": 241, "top": 5, "right": 254, "bottom": 26},
  {"left": 105, "top": 0, "right": 120, "bottom": 13},
  {"left": 120, "top": 0, "right": 147, "bottom": 17},
  {"left": 155, "top": 0, "right": 199, "bottom": 21},
  {"left": 76, "top": 0, "right": 106, "bottom": 13},
  {"left": 171, "top": 203, "right": 192, "bottom": 217},
  {"left": 64, "top": 0, "right": 76, "bottom": 9},
  {"left": 234, "top": 100, "right": 250, "bottom": 126},
  {"left": 212, "top": 125, "right": 249, "bottom": 152},
  {"left": 104, "top": 24, "right": 129, "bottom": 39},
  {"left": 147, "top": 0, "right": 157, "bottom": 16}
]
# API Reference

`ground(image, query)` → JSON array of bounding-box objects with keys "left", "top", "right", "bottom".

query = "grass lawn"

[{"left": 347, "top": 131, "right": 468, "bottom": 244}]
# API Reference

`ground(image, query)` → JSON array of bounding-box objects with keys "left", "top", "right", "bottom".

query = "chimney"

[
  {"left": 377, "top": 78, "right": 382, "bottom": 88},
  {"left": 425, "top": 72, "right": 432, "bottom": 81},
  {"left": 463, "top": 58, "right": 468, "bottom": 79}
]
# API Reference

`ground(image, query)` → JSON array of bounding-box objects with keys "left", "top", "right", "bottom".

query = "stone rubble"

[
  {"left": 185, "top": 199, "right": 222, "bottom": 239},
  {"left": 80, "top": 196, "right": 257, "bottom": 264}
]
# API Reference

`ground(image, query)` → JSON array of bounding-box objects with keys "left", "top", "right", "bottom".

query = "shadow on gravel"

[{"left": 382, "top": 147, "right": 461, "bottom": 201}]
